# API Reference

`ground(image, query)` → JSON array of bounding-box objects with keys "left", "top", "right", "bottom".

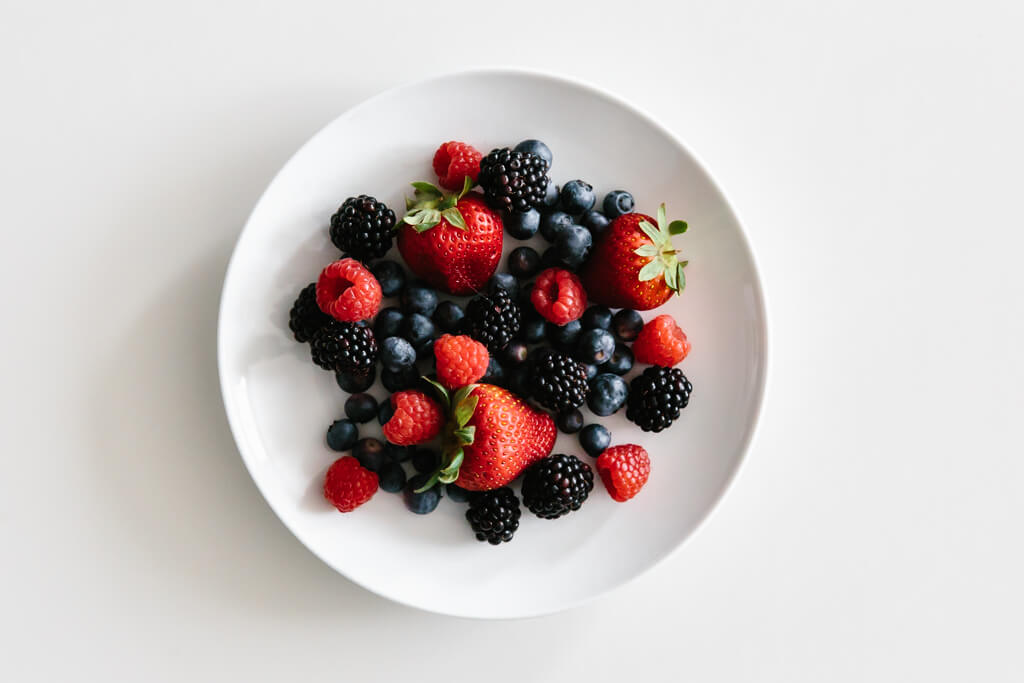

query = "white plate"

[{"left": 218, "top": 69, "right": 768, "bottom": 619}]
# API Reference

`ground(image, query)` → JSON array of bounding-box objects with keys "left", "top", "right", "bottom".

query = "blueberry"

[
  {"left": 587, "top": 373, "right": 628, "bottom": 416},
  {"left": 374, "top": 307, "right": 404, "bottom": 340},
  {"left": 603, "top": 190, "right": 635, "bottom": 218},
  {"left": 555, "top": 224, "right": 592, "bottom": 269},
  {"left": 582, "top": 305, "right": 612, "bottom": 330},
  {"left": 580, "top": 210, "right": 611, "bottom": 238},
  {"left": 488, "top": 273, "right": 519, "bottom": 300},
  {"left": 556, "top": 408, "right": 584, "bottom": 434},
  {"left": 503, "top": 340, "right": 529, "bottom": 366},
  {"left": 404, "top": 474, "right": 442, "bottom": 514},
  {"left": 432, "top": 301, "right": 465, "bottom": 334},
  {"left": 445, "top": 483, "right": 471, "bottom": 503},
  {"left": 482, "top": 357, "right": 506, "bottom": 387},
  {"left": 611, "top": 309, "right": 644, "bottom": 342},
  {"left": 335, "top": 367, "right": 376, "bottom": 393},
  {"left": 377, "top": 399, "right": 395, "bottom": 426},
  {"left": 581, "top": 362, "right": 599, "bottom": 380},
  {"left": 576, "top": 328, "right": 616, "bottom": 364},
  {"left": 520, "top": 317, "right": 545, "bottom": 344},
  {"left": 353, "top": 437, "right": 387, "bottom": 472},
  {"left": 518, "top": 281, "right": 536, "bottom": 310},
  {"left": 508, "top": 246, "right": 541, "bottom": 280},
  {"left": 401, "top": 312, "right": 435, "bottom": 347},
  {"left": 541, "top": 180, "right": 560, "bottom": 210},
  {"left": 547, "top": 319, "right": 583, "bottom": 352},
  {"left": 400, "top": 282, "right": 438, "bottom": 316},
  {"left": 370, "top": 260, "right": 406, "bottom": 297},
  {"left": 604, "top": 344, "right": 634, "bottom": 375},
  {"left": 326, "top": 419, "right": 358, "bottom": 451},
  {"left": 514, "top": 139, "right": 553, "bottom": 168},
  {"left": 344, "top": 393, "right": 378, "bottom": 424},
  {"left": 505, "top": 208, "right": 541, "bottom": 239},
  {"left": 541, "top": 246, "right": 562, "bottom": 269},
  {"left": 540, "top": 211, "right": 573, "bottom": 242},
  {"left": 415, "top": 337, "right": 434, "bottom": 360},
  {"left": 559, "top": 180, "right": 596, "bottom": 215},
  {"left": 378, "top": 462, "right": 407, "bottom": 493},
  {"left": 507, "top": 364, "right": 532, "bottom": 398},
  {"left": 579, "top": 424, "right": 611, "bottom": 457},
  {"left": 382, "top": 366, "right": 419, "bottom": 392},
  {"left": 384, "top": 441, "right": 411, "bottom": 462},
  {"left": 380, "top": 336, "right": 416, "bottom": 372},
  {"left": 412, "top": 448, "right": 440, "bottom": 474}
]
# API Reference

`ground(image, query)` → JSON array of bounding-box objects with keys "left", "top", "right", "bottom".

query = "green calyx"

[
  {"left": 413, "top": 379, "right": 479, "bottom": 492},
  {"left": 633, "top": 203, "right": 690, "bottom": 295},
  {"left": 401, "top": 176, "right": 473, "bottom": 233}
]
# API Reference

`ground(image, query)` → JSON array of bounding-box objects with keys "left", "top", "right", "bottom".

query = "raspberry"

[
  {"left": 381, "top": 390, "right": 444, "bottom": 446},
  {"left": 633, "top": 314, "right": 691, "bottom": 366},
  {"left": 323, "top": 456, "right": 379, "bottom": 512},
  {"left": 432, "top": 141, "right": 482, "bottom": 191},
  {"left": 434, "top": 334, "right": 489, "bottom": 389},
  {"left": 596, "top": 445, "right": 651, "bottom": 502},
  {"left": 531, "top": 268, "right": 587, "bottom": 325},
  {"left": 316, "top": 258, "right": 382, "bottom": 322}
]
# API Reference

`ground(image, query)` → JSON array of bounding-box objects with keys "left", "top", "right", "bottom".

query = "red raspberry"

[
  {"left": 323, "top": 456, "right": 378, "bottom": 512},
  {"left": 434, "top": 334, "right": 489, "bottom": 389},
  {"left": 531, "top": 268, "right": 587, "bottom": 325},
  {"left": 596, "top": 445, "right": 651, "bottom": 502},
  {"left": 432, "top": 141, "right": 482, "bottom": 191},
  {"left": 633, "top": 314, "right": 691, "bottom": 366},
  {"left": 316, "top": 258, "right": 382, "bottom": 322},
  {"left": 382, "top": 390, "right": 444, "bottom": 446}
]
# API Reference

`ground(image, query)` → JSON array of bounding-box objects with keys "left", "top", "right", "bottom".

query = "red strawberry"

[
  {"left": 315, "top": 258, "right": 382, "bottom": 322},
  {"left": 596, "top": 445, "right": 651, "bottom": 502},
  {"left": 397, "top": 180, "right": 503, "bottom": 295},
  {"left": 323, "top": 456, "right": 379, "bottom": 512},
  {"left": 581, "top": 204, "right": 690, "bottom": 310},
  {"left": 432, "top": 141, "right": 482, "bottom": 191},
  {"left": 381, "top": 390, "right": 444, "bottom": 446},
  {"left": 633, "top": 314, "right": 691, "bottom": 366}
]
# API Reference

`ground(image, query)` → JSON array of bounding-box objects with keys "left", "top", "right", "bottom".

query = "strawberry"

[
  {"left": 416, "top": 380, "right": 556, "bottom": 492},
  {"left": 397, "top": 179, "right": 503, "bottom": 295},
  {"left": 580, "top": 203, "right": 690, "bottom": 310}
]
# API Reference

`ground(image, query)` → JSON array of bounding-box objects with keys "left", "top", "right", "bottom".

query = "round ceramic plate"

[{"left": 218, "top": 69, "right": 768, "bottom": 619}]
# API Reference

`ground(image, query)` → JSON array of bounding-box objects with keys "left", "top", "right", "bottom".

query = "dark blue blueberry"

[
  {"left": 507, "top": 246, "right": 541, "bottom": 280},
  {"left": 377, "top": 398, "right": 395, "bottom": 426},
  {"left": 541, "top": 180, "right": 560, "bottom": 210},
  {"left": 482, "top": 357, "right": 506, "bottom": 387},
  {"left": 514, "top": 139, "right": 552, "bottom": 168},
  {"left": 541, "top": 246, "right": 562, "bottom": 269},
  {"left": 369, "top": 260, "right": 406, "bottom": 297},
  {"left": 579, "top": 424, "right": 611, "bottom": 457},
  {"left": 412, "top": 448, "right": 440, "bottom": 474},
  {"left": 576, "top": 329, "right": 615, "bottom": 365},
  {"left": 378, "top": 462, "right": 407, "bottom": 493},
  {"left": 415, "top": 337, "right": 434, "bottom": 360},
  {"left": 381, "top": 366, "right": 419, "bottom": 392},
  {"left": 432, "top": 301, "right": 465, "bottom": 334},
  {"left": 547, "top": 319, "right": 583, "bottom": 352},
  {"left": 603, "top": 190, "right": 635, "bottom": 218},
  {"left": 559, "top": 180, "right": 596, "bottom": 215},
  {"left": 445, "top": 483, "right": 471, "bottom": 503},
  {"left": 611, "top": 308, "right": 644, "bottom": 342},
  {"left": 353, "top": 437, "right": 388, "bottom": 472},
  {"left": 344, "top": 393, "right": 378, "bottom": 424},
  {"left": 380, "top": 336, "right": 416, "bottom": 372},
  {"left": 503, "top": 340, "right": 529, "bottom": 366},
  {"left": 520, "top": 317, "right": 546, "bottom": 344},
  {"left": 540, "top": 211, "right": 573, "bottom": 242},
  {"left": 326, "top": 419, "right": 358, "bottom": 451},
  {"left": 555, "top": 224, "right": 592, "bottom": 269},
  {"left": 507, "top": 364, "right": 532, "bottom": 398},
  {"left": 581, "top": 305, "right": 612, "bottom": 330},
  {"left": 404, "top": 474, "right": 441, "bottom": 514},
  {"left": 587, "top": 373, "right": 629, "bottom": 417},
  {"left": 488, "top": 273, "right": 519, "bottom": 300},
  {"left": 374, "top": 307, "right": 404, "bottom": 340},
  {"left": 401, "top": 313, "right": 435, "bottom": 347},
  {"left": 603, "top": 344, "right": 634, "bottom": 375},
  {"left": 505, "top": 208, "right": 541, "bottom": 239},
  {"left": 556, "top": 408, "right": 584, "bottom": 434},
  {"left": 518, "top": 281, "right": 536, "bottom": 310},
  {"left": 335, "top": 367, "right": 376, "bottom": 393},
  {"left": 384, "top": 441, "right": 411, "bottom": 462},
  {"left": 580, "top": 210, "right": 611, "bottom": 238},
  {"left": 581, "top": 363, "right": 599, "bottom": 380},
  {"left": 400, "top": 282, "right": 439, "bottom": 316}
]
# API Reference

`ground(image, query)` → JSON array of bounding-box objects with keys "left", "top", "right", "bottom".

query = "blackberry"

[
  {"left": 625, "top": 366, "right": 692, "bottom": 432},
  {"left": 288, "top": 283, "right": 331, "bottom": 343},
  {"left": 463, "top": 287, "right": 521, "bottom": 352},
  {"left": 529, "top": 349, "right": 589, "bottom": 412},
  {"left": 329, "top": 195, "right": 396, "bottom": 262},
  {"left": 309, "top": 320, "right": 378, "bottom": 373},
  {"left": 466, "top": 487, "right": 522, "bottom": 545},
  {"left": 521, "top": 454, "right": 594, "bottom": 519},
  {"left": 478, "top": 148, "right": 550, "bottom": 213}
]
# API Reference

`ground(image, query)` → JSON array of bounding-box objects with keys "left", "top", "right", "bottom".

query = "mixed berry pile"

[{"left": 289, "top": 138, "right": 694, "bottom": 545}]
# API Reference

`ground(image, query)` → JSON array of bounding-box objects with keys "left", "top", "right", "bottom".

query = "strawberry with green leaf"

[
  {"left": 580, "top": 203, "right": 690, "bottom": 310},
  {"left": 397, "top": 176, "right": 504, "bottom": 295}
]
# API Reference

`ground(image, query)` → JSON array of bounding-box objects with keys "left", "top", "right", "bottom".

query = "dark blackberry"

[
  {"left": 329, "top": 195, "right": 396, "bottom": 262},
  {"left": 529, "top": 349, "right": 589, "bottom": 412},
  {"left": 521, "top": 454, "right": 594, "bottom": 519},
  {"left": 288, "top": 283, "right": 331, "bottom": 343},
  {"left": 309, "top": 320, "right": 378, "bottom": 373},
  {"left": 466, "top": 487, "right": 521, "bottom": 544},
  {"left": 625, "top": 366, "right": 692, "bottom": 432},
  {"left": 477, "top": 148, "right": 550, "bottom": 213},
  {"left": 463, "top": 287, "right": 521, "bottom": 352}
]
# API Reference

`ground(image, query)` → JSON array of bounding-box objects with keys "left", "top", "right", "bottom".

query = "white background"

[{"left": 2, "top": 1, "right": 1022, "bottom": 680}]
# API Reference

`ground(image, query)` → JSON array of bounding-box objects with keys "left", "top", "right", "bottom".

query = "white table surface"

[{"left": 2, "top": 1, "right": 1022, "bottom": 680}]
